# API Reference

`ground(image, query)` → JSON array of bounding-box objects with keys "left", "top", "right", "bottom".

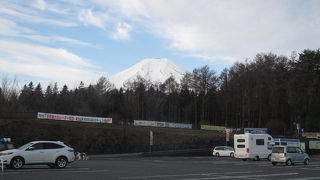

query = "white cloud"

[
  {"left": 0, "top": 17, "right": 33, "bottom": 36},
  {"left": 33, "top": 0, "right": 70, "bottom": 15},
  {"left": 34, "top": 0, "right": 46, "bottom": 10},
  {"left": 24, "top": 35, "right": 92, "bottom": 46},
  {"left": 112, "top": 22, "right": 132, "bottom": 40},
  {"left": 78, "top": 9, "right": 109, "bottom": 30},
  {"left": 0, "top": 40, "right": 101, "bottom": 85},
  {"left": 91, "top": 0, "right": 320, "bottom": 64},
  {"left": 0, "top": 7, "right": 77, "bottom": 27}
]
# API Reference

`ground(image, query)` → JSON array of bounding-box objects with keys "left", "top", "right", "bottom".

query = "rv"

[{"left": 234, "top": 132, "right": 273, "bottom": 161}]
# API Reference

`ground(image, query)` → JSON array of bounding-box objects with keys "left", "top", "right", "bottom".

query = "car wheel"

[
  {"left": 254, "top": 156, "right": 260, "bottom": 161},
  {"left": 242, "top": 159, "right": 247, "bottom": 161},
  {"left": 48, "top": 164, "right": 56, "bottom": 168},
  {"left": 267, "top": 154, "right": 271, "bottom": 161},
  {"left": 55, "top": 157, "right": 68, "bottom": 169},
  {"left": 286, "top": 159, "right": 293, "bottom": 166},
  {"left": 304, "top": 158, "right": 310, "bottom": 165},
  {"left": 10, "top": 157, "right": 24, "bottom": 169},
  {"left": 272, "top": 162, "right": 277, "bottom": 166},
  {"left": 215, "top": 153, "right": 220, "bottom": 157},
  {"left": 230, "top": 153, "right": 234, "bottom": 157}
]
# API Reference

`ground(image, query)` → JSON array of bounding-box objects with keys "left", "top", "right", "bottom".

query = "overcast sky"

[{"left": 1, "top": 0, "right": 320, "bottom": 87}]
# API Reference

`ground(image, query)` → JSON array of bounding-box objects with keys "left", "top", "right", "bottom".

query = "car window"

[
  {"left": 30, "top": 143, "right": 45, "bottom": 150},
  {"left": 280, "top": 142, "right": 287, "bottom": 146},
  {"left": 228, "top": 147, "right": 234, "bottom": 151},
  {"left": 19, "top": 143, "right": 34, "bottom": 150},
  {"left": 296, "top": 147, "right": 302, "bottom": 153},
  {"left": 237, "top": 139, "right": 245, "bottom": 142},
  {"left": 287, "top": 147, "right": 296, "bottom": 153},
  {"left": 272, "top": 147, "right": 284, "bottom": 153},
  {"left": 44, "top": 143, "right": 64, "bottom": 149},
  {"left": 256, "top": 139, "right": 264, "bottom": 145},
  {"left": 237, "top": 145, "right": 245, "bottom": 148}
]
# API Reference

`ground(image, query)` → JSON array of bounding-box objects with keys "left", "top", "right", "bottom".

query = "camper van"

[{"left": 234, "top": 131, "right": 273, "bottom": 161}]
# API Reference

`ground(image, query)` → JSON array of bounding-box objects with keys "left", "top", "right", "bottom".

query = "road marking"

[
  {"left": 4, "top": 167, "right": 90, "bottom": 173},
  {"left": 119, "top": 173, "right": 220, "bottom": 179},
  {"left": 178, "top": 172, "right": 299, "bottom": 180},
  {"left": 119, "top": 171, "right": 264, "bottom": 179},
  {"left": 0, "top": 168, "right": 110, "bottom": 175},
  {"left": 281, "top": 177, "right": 320, "bottom": 180}
]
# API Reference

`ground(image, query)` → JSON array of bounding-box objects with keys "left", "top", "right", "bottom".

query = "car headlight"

[{"left": 0, "top": 152, "right": 13, "bottom": 156}]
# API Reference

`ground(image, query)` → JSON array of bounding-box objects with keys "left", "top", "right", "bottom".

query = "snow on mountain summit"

[{"left": 110, "top": 58, "right": 187, "bottom": 88}]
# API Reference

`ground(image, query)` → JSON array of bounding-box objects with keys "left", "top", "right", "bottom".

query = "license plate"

[{"left": 275, "top": 158, "right": 281, "bottom": 161}]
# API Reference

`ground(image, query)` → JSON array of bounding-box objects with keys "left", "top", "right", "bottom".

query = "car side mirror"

[{"left": 26, "top": 147, "right": 35, "bottom": 151}]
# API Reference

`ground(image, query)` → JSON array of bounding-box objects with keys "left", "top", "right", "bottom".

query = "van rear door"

[{"left": 235, "top": 136, "right": 247, "bottom": 156}]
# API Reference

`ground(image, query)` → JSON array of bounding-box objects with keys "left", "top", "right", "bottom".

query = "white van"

[{"left": 234, "top": 133, "right": 273, "bottom": 161}]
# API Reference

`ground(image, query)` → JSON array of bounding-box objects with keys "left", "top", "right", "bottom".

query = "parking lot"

[{"left": 1, "top": 156, "right": 320, "bottom": 180}]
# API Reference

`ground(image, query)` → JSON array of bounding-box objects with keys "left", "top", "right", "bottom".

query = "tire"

[
  {"left": 267, "top": 154, "right": 271, "bottom": 161},
  {"left": 254, "top": 156, "right": 260, "bottom": 161},
  {"left": 215, "top": 153, "right": 220, "bottom": 157},
  {"left": 242, "top": 159, "right": 247, "bottom": 161},
  {"left": 304, "top": 158, "right": 310, "bottom": 165},
  {"left": 10, "top": 157, "right": 24, "bottom": 169},
  {"left": 230, "top": 153, "right": 234, "bottom": 157},
  {"left": 55, "top": 157, "right": 68, "bottom": 169},
  {"left": 286, "top": 159, "right": 293, "bottom": 166},
  {"left": 272, "top": 162, "right": 277, "bottom": 166},
  {"left": 48, "top": 164, "right": 56, "bottom": 168}
]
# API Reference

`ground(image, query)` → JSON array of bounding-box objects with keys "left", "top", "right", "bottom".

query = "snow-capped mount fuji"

[{"left": 110, "top": 58, "right": 187, "bottom": 89}]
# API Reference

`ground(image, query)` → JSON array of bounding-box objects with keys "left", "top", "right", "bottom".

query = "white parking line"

[
  {"left": 281, "top": 177, "right": 320, "bottom": 180},
  {"left": 119, "top": 173, "right": 220, "bottom": 179},
  {"left": 179, "top": 172, "right": 299, "bottom": 180},
  {"left": 0, "top": 168, "right": 111, "bottom": 175},
  {"left": 119, "top": 171, "right": 264, "bottom": 179}
]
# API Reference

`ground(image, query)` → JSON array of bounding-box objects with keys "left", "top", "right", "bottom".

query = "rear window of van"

[{"left": 272, "top": 147, "right": 284, "bottom": 153}]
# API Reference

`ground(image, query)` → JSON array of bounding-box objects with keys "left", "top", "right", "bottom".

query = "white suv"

[
  {"left": 0, "top": 141, "right": 75, "bottom": 169},
  {"left": 213, "top": 146, "right": 235, "bottom": 157}
]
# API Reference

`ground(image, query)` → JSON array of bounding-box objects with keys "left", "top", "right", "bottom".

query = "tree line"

[{"left": 0, "top": 49, "right": 319, "bottom": 134}]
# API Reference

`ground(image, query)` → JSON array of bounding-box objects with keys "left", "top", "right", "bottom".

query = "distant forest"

[{"left": 1, "top": 49, "right": 320, "bottom": 133}]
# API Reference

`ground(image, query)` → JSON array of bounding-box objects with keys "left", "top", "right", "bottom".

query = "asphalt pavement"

[{"left": 1, "top": 156, "right": 320, "bottom": 180}]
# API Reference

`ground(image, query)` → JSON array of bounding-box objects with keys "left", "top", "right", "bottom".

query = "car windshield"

[
  {"left": 272, "top": 147, "right": 284, "bottom": 153},
  {"left": 18, "top": 143, "right": 34, "bottom": 150}
]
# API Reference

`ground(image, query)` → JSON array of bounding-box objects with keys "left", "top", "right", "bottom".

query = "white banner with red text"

[{"left": 37, "top": 112, "right": 112, "bottom": 124}]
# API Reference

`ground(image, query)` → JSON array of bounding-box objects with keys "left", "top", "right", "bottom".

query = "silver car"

[{"left": 271, "top": 146, "right": 310, "bottom": 166}]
